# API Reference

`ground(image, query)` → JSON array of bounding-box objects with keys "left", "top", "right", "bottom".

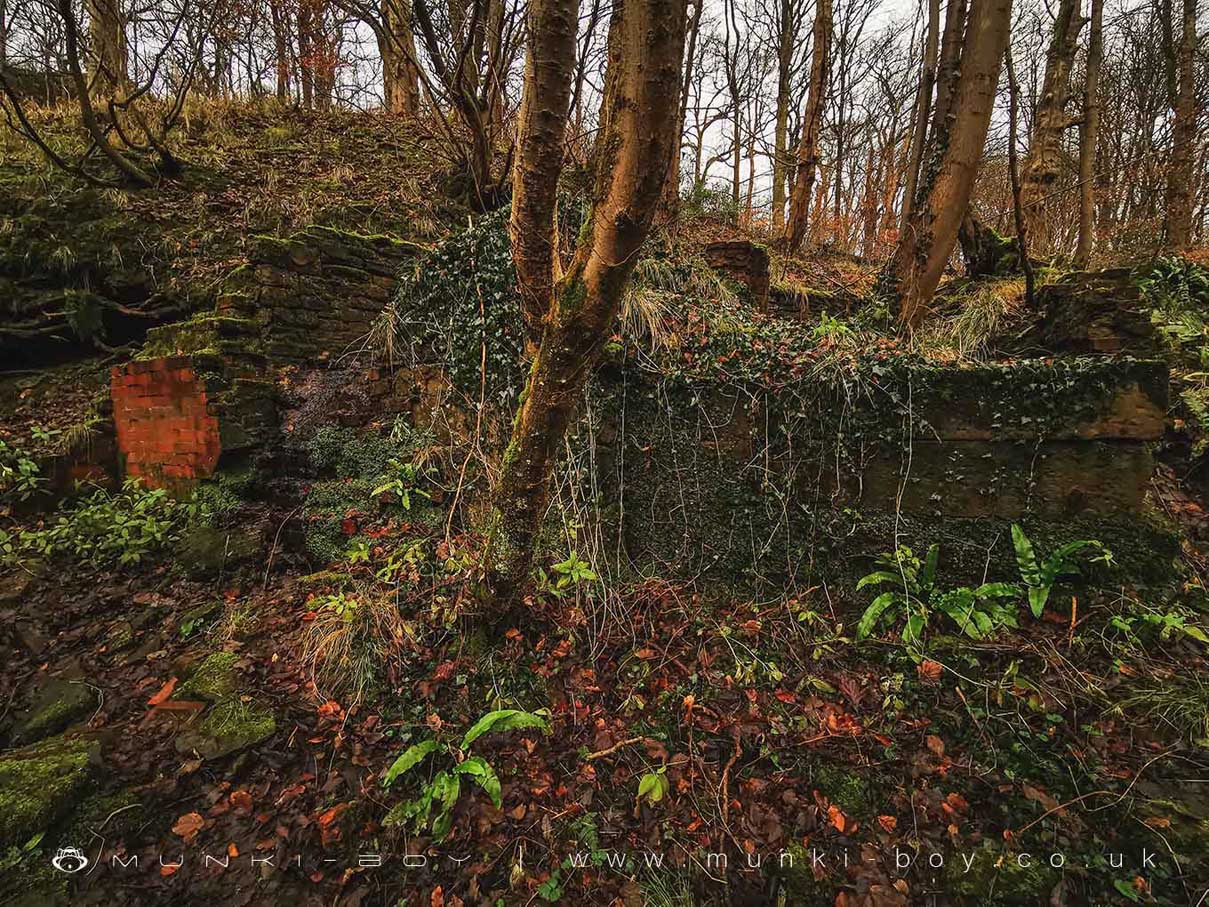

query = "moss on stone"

[
  {"left": 175, "top": 698, "right": 276, "bottom": 760},
  {"left": 177, "top": 651, "right": 240, "bottom": 701},
  {"left": 14, "top": 679, "right": 96, "bottom": 744},
  {"left": 0, "top": 736, "right": 98, "bottom": 849}
]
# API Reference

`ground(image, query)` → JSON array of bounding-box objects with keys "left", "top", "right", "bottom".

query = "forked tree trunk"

[
  {"left": 509, "top": 0, "right": 579, "bottom": 338},
  {"left": 1073, "top": 0, "right": 1102, "bottom": 267},
  {"left": 930, "top": 0, "right": 968, "bottom": 134},
  {"left": 1019, "top": 0, "right": 1084, "bottom": 253},
  {"left": 1165, "top": 0, "right": 1196, "bottom": 250},
  {"left": 784, "top": 0, "right": 832, "bottom": 251},
  {"left": 887, "top": 0, "right": 1012, "bottom": 325},
  {"left": 482, "top": 0, "right": 688, "bottom": 610},
  {"left": 381, "top": 0, "right": 420, "bottom": 115},
  {"left": 85, "top": 0, "right": 128, "bottom": 94}
]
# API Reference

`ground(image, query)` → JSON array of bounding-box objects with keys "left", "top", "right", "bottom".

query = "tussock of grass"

[{"left": 915, "top": 277, "right": 1029, "bottom": 360}]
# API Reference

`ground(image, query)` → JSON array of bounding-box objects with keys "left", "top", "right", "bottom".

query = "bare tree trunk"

[
  {"left": 1005, "top": 46, "right": 1034, "bottom": 305},
  {"left": 1073, "top": 0, "right": 1102, "bottom": 267},
  {"left": 85, "top": 0, "right": 128, "bottom": 94},
  {"left": 887, "top": 0, "right": 1013, "bottom": 325},
  {"left": 381, "top": 0, "right": 420, "bottom": 114},
  {"left": 1019, "top": 0, "right": 1085, "bottom": 253},
  {"left": 481, "top": 0, "right": 688, "bottom": 610},
  {"left": 770, "top": 0, "right": 794, "bottom": 230},
  {"left": 270, "top": 0, "right": 292, "bottom": 100},
  {"left": 900, "top": 0, "right": 939, "bottom": 232},
  {"left": 509, "top": 0, "right": 579, "bottom": 339},
  {"left": 1165, "top": 0, "right": 1196, "bottom": 250},
  {"left": 659, "top": 0, "right": 702, "bottom": 217},
  {"left": 784, "top": 0, "right": 832, "bottom": 251}
]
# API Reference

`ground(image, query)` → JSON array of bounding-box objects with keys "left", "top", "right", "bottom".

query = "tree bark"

[
  {"left": 886, "top": 0, "right": 1012, "bottom": 325},
  {"left": 85, "top": 0, "right": 128, "bottom": 95},
  {"left": 930, "top": 0, "right": 968, "bottom": 133},
  {"left": 1165, "top": 0, "right": 1196, "bottom": 250},
  {"left": 900, "top": 0, "right": 940, "bottom": 233},
  {"left": 784, "top": 0, "right": 832, "bottom": 251},
  {"left": 482, "top": 0, "right": 688, "bottom": 610},
  {"left": 1019, "top": 0, "right": 1085, "bottom": 253},
  {"left": 1073, "top": 0, "right": 1102, "bottom": 267},
  {"left": 1005, "top": 45, "right": 1034, "bottom": 305},
  {"left": 770, "top": 0, "right": 795, "bottom": 230},
  {"left": 508, "top": 0, "right": 579, "bottom": 338},
  {"left": 381, "top": 0, "right": 421, "bottom": 114}
]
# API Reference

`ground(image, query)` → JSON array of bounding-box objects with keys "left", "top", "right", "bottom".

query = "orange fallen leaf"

[
  {"left": 160, "top": 863, "right": 180, "bottom": 877},
  {"left": 227, "top": 843, "right": 239, "bottom": 858},
  {"left": 431, "top": 886, "right": 444, "bottom": 907},
  {"left": 147, "top": 677, "right": 179, "bottom": 706},
  {"left": 507, "top": 804, "right": 526, "bottom": 820},
  {"left": 229, "top": 790, "right": 254, "bottom": 814},
  {"left": 926, "top": 735, "right": 945, "bottom": 758},
  {"left": 877, "top": 814, "right": 897, "bottom": 833},
  {"left": 172, "top": 812, "right": 205, "bottom": 841},
  {"left": 828, "top": 804, "right": 848, "bottom": 833},
  {"left": 917, "top": 660, "right": 942, "bottom": 684}
]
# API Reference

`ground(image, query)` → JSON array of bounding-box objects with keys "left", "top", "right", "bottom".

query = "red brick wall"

[{"left": 111, "top": 356, "right": 221, "bottom": 487}]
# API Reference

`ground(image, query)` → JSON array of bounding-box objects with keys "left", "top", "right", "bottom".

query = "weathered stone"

[
  {"left": 13, "top": 678, "right": 96, "bottom": 744},
  {"left": 703, "top": 240, "right": 770, "bottom": 311},
  {"left": 1030, "top": 270, "right": 1159, "bottom": 355}
]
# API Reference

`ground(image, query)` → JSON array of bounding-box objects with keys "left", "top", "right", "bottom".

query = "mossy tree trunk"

[
  {"left": 783, "top": 0, "right": 831, "bottom": 251},
  {"left": 886, "top": 0, "right": 1012, "bottom": 325},
  {"left": 482, "top": 0, "right": 688, "bottom": 610}
]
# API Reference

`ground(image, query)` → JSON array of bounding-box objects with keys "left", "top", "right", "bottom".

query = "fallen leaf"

[
  {"left": 917, "top": 660, "right": 942, "bottom": 684},
  {"left": 926, "top": 735, "right": 945, "bottom": 758},
  {"left": 147, "top": 678, "right": 179, "bottom": 706},
  {"left": 828, "top": 804, "right": 848, "bottom": 833},
  {"left": 431, "top": 886, "right": 444, "bottom": 907},
  {"left": 229, "top": 790, "right": 254, "bottom": 815},
  {"left": 172, "top": 812, "right": 205, "bottom": 841},
  {"left": 877, "top": 814, "right": 897, "bottom": 833},
  {"left": 227, "top": 843, "right": 239, "bottom": 858}
]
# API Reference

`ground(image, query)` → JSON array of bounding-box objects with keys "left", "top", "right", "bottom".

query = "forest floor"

[{"left": 1, "top": 105, "right": 1208, "bottom": 906}]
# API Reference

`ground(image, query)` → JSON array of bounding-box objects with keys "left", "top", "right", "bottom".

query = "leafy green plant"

[
  {"left": 345, "top": 537, "right": 372, "bottom": 564},
  {"left": 0, "top": 439, "right": 45, "bottom": 503},
  {"left": 382, "top": 708, "right": 550, "bottom": 839},
  {"left": 1010, "top": 524, "right": 1111, "bottom": 618},
  {"left": 636, "top": 766, "right": 669, "bottom": 807},
  {"left": 6, "top": 479, "right": 202, "bottom": 568},
  {"left": 536, "top": 549, "right": 599, "bottom": 598},
  {"left": 855, "top": 545, "right": 1020, "bottom": 645},
  {"left": 371, "top": 458, "right": 432, "bottom": 510},
  {"left": 315, "top": 591, "right": 360, "bottom": 622}
]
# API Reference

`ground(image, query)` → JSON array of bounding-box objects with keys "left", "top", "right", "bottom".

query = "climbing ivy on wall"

[{"left": 382, "top": 210, "right": 525, "bottom": 404}]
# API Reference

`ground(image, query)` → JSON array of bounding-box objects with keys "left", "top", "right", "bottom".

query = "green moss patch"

[
  {"left": 175, "top": 698, "right": 276, "bottom": 760},
  {"left": 0, "top": 736, "right": 98, "bottom": 849}
]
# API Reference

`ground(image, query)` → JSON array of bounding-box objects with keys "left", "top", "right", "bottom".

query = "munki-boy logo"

[{"left": 51, "top": 847, "right": 89, "bottom": 873}]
